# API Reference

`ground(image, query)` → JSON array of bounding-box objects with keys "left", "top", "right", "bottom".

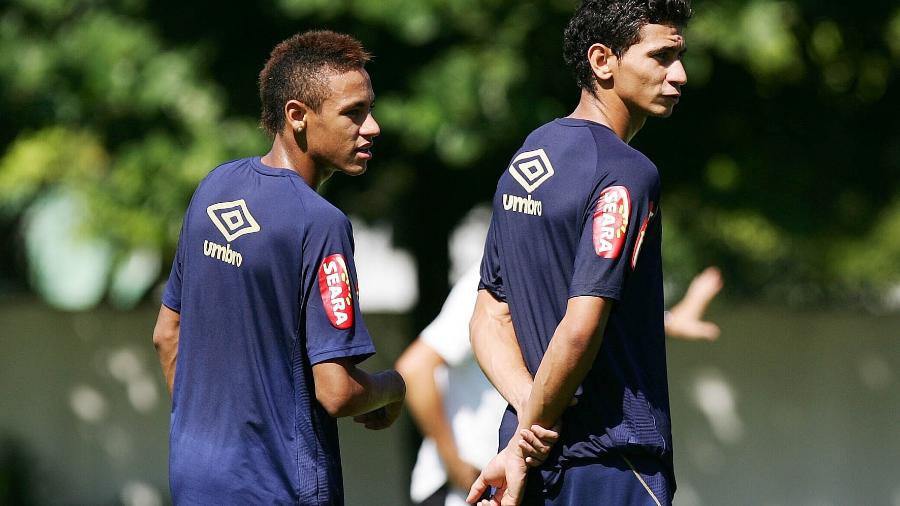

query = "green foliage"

[
  {"left": 0, "top": 0, "right": 267, "bottom": 252},
  {"left": 689, "top": 0, "right": 805, "bottom": 82},
  {"left": 0, "top": 128, "right": 107, "bottom": 212},
  {"left": 1, "top": 0, "right": 899, "bottom": 308}
]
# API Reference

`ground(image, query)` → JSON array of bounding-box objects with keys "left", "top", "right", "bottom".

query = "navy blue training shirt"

[
  {"left": 163, "top": 156, "right": 375, "bottom": 505},
  {"left": 480, "top": 118, "right": 672, "bottom": 489}
]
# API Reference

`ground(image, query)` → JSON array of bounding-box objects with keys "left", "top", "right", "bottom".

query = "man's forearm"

[
  {"left": 343, "top": 368, "right": 406, "bottom": 417},
  {"left": 514, "top": 297, "right": 611, "bottom": 436},
  {"left": 313, "top": 360, "right": 405, "bottom": 418},
  {"left": 152, "top": 305, "right": 180, "bottom": 397},
  {"left": 395, "top": 339, "right": 460, "bottom": 461},
  {"left": 470, "top": 290, "right": 533, "bottom": 412}
]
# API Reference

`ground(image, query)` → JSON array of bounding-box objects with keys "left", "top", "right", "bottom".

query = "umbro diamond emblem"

[
  {"left": 207, "top": 199, "right": 261, "bottom": 242},
  {"left": 508, "top": 149, "right": 555, "bottom": 193}
]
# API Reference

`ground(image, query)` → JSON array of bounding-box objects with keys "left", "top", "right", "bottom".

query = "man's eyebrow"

[
  {"left": 651, "top": 45, "right": 687, "bottom": 55},
  {"left": 340, "top": 96, "right": 374, "bottom": 110}
]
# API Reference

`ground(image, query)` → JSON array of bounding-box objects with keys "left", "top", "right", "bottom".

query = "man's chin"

[
  {"left": 650, "top": 102, "right": 678, "bottom": 118},
  {"left": 339, "top": 162, "right": 368, "bottom": 177},
  {"left": 645, "top": 107, "right": 675, "bottom": 119}
]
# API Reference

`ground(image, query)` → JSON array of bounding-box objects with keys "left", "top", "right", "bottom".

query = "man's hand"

[
  {"left": 444, "top": 454, "right": 481, "bottom": 491},
  {"left": 518, "top": 424, "right": 558, "bottom": 467},
  {"left": 467, "top": 445, "right": 528, "bottom": 506},
  {"left": 665, "top": 266, "right": 723, "bottom": 341},
  {"left": 352, "top": 398, "right": 402, "bottom": 430}
]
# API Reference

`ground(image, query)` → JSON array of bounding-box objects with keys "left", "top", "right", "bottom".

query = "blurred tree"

[
  {"left": 0, "top": 0, "right": 267, "bottom": 306},
  {"left": 1, "top": 0, "right": 899, "bottom": 312}
]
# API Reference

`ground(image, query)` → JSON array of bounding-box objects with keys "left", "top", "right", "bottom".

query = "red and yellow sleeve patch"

[
  {"left": 631, "top": 201, "right": 655, "bottom": 269},
  {"left": 593, "top": 186, "right": 631, "bottom": 259},
  {"left": 318, "top": 254, "right": 354, "bottom": 329}
]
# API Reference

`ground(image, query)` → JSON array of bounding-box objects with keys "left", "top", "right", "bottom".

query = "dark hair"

[
  {"left": 563, "top": 0, "right": 692, "bottom": 93},
  {"left": 258, "top": 30, "right": 372, "bottom": 136}
]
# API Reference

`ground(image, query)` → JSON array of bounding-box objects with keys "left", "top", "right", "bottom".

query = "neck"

[
  {"left": 260, "top": 133, "right": 331, "bottom": 189},
  {"left": 567, "top": 89, "right": 646, "bottom": 143}
]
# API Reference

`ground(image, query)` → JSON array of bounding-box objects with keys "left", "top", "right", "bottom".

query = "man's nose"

[
  {"left": 361, "top": 113, "right": 380, "bottom": 138},
  {"left": 669, "top": 60, "right": 687, "bottom": 86}
]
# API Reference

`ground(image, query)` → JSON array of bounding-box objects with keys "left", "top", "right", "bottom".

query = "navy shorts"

[{"left": 520, "top": 452, "right": 673, "bottom": 506}]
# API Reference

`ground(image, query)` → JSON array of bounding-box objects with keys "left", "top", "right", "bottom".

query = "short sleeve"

[
  {"left": 303, "top": 212, "right": 376, "bottom": 365},
  {"left": 569, "top": 179, "right": 655, "bottom": 301},
  {"left": 478, "top": 214, "right": 506, "bottom": 302},
  {"left": 420, "top": 264, "right": 481, "bottom": 367},
  {"left": 162, "top": 217, "right": 187, "bottom": 313}
]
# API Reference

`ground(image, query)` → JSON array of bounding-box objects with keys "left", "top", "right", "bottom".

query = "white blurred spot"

[
  {"left": 121, "top": 481, "right": 162, "bottom": 506},
  {"left": 691, "top": 368, "right": 744, "bottom": 444},
  {"left": 857, "top": 355, "right": 894, "bottom": 391},
  {"left": 350, "top": 218, "right": 417, "bottom": 313},
  {"left": 883, "top": 284, "right": 900, "bottom": 311},
  {"left": 109, "top": 247, "right": 162, "bottom": 309},
  {"left": 103, "top": 425, "right": 134, "bottom": 460},
  {"left": 108, "top": 348, "right": 144, "bottom": 383},
  {"left": 892, "top": 484, "right": 900, "bottom": 506},
  {"left": 673, "top": 480, "right": 702, "bottom": 506},
  {"left": 69, "top": 385, "right": 107, "bottom": 423},
  {"left": 448, "top": 204, "right": 490, "bottom": 283},
  {"left": 24, "top": 190, "right": 112, "bottom": 310},
  {"left": 127, "top": 375, "right": 159, "bottom": 413}
]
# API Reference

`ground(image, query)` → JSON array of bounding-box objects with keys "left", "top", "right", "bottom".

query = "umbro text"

[
  {"left": 503, "top": 194, "right": 543, "bottom": 216},
  {"left": 203, "top": 240, "right": 243, "bottom": 267}
]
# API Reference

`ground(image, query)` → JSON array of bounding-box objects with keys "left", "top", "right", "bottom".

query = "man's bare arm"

[
  {"left": 516, "top": 296, "right": 610, "bottom": 431},
  {"left": 665, "top": 266, "right": 723, "bottom": 341},
  {"left": 468, "top": 295, "right": 611, "bottom": 505},
  {"left": 469, "top": 289, "right": 533, "bottom": 413},
  {"left": 312, "top": 358, "right": 406, "bottom": 429},
  {"left": 396, "top": 338, "right": 479, "bottom": 489},
  {"left": 152, "top": 304, "right": 180, "bottom": 397}
]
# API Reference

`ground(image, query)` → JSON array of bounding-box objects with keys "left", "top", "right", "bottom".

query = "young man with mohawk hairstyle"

[{"left": 153, "top": 30, "right": 405, "bottom": 505}]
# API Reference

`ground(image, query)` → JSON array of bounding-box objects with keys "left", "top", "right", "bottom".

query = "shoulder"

[
  {"left": 302, "top": 190, "right": 349, "bottom": 224},
  {"left": 201, "top": 157, "right": 253, "bottom": 183},
  {"left": 512, "top": 119, "right": 602, "bottom": 174},
  {"left": 299, "top": 191, "right": 352, "bottom": 235},
  {"left": 594, "top": 136, "right": 659, "bottom": 186},
  {"left": 521, "top": 119, "right": 600, "bottom": 154},
  {"left": 182, "top": 158, "right": 251, "bottom": 212},
  {"left": 189, "top": 158, "right": 260, "bottom": 201}
]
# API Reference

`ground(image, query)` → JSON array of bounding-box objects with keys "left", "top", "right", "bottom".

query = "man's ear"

[
  {"left": 587, "top": 43, "right": 615, "bottom": 82},
  {"left": 285, "top": 100, "right": 310, "bottom": 134}
]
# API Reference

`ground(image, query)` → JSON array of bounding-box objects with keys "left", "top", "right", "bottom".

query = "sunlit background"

[{"left": 2, "top": 0, "right": 899, "bottom": 504}]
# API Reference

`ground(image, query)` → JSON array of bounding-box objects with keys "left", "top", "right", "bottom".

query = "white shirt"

[{"left": 409, "top": 265, "right": 507, "bottom": 506}]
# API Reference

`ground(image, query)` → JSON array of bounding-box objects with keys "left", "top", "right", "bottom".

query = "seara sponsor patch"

[
  {"left": 318, "top": 254, "right": 354, "bottom": 329},
  {"left": 593, "top": 186, "right": 630, "bottom": 259}
]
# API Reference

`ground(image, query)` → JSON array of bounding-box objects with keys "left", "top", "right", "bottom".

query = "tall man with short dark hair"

[
  {"left": 152, "top": 30, "right": 405, "bottom": 505},
  {"left": 467, "top": 1, "right": 692, "bottom": 504}
]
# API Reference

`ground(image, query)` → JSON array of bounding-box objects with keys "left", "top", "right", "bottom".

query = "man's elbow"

[
  {"left": 469, "top": 311, "right": 486, "bottom": 348},
  {"left": 152, "top": 326, "right": 177, "bottom": 353},
  {"left": 153, "top": 306, "right": 180, "bottom": 352},
  {"left": 394, "top": 349, "right": 416, "bottom": 382},
  {"left": 395, "top": 338, "right": 438, "bottom": 385},
  {"left": 314, "top": 372, "right": 364, "bottom": 418},
  {"left": 557, "top": 317, "right": 601, "bottom": 352},
  {"left": 317, "top": 391, "right": 355, "bottom": 418}
]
